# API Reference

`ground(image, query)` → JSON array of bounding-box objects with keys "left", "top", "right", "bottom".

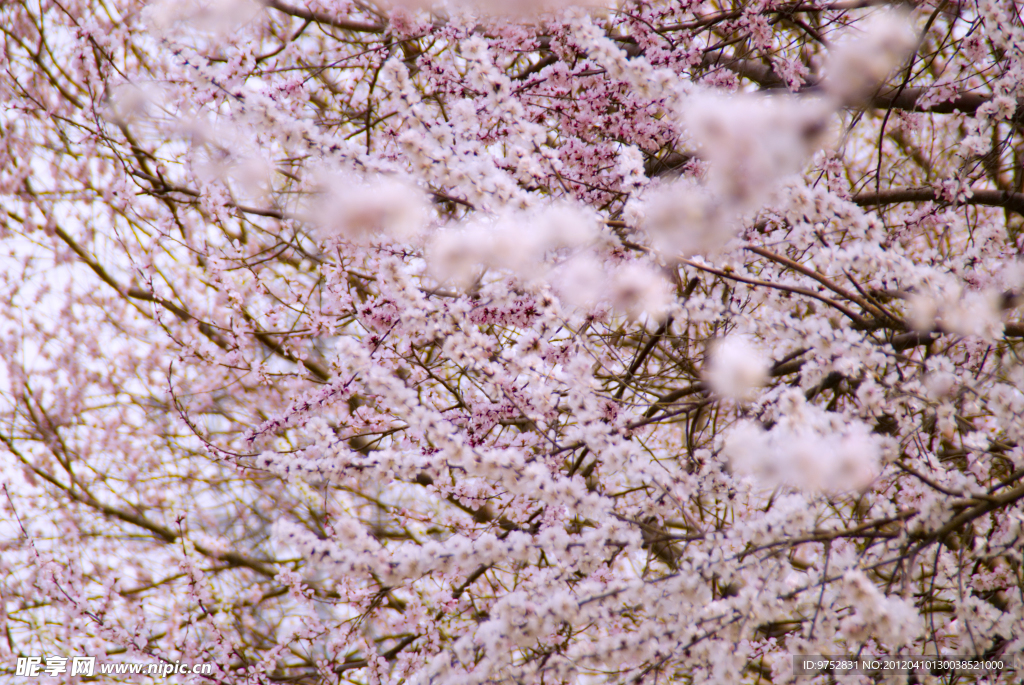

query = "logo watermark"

[{"left": 16, "top": 656, "right": 214, "bottom": 678}]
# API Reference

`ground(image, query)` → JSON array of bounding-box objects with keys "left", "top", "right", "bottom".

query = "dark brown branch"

[
  {"left": 853, "top": 187, "right": 1024, "bottom": 217},
  {"left": 334, "top": 634, "right": 419, "bottom": 674},
  {"left": 701, "top": 52, "right": 1023, "bottom": 127},
  {"left": 746, "top": 245, "right": 896, "bottom": 323},
  {"left": 680, "top": 258, "right": 870, "bottom": 327},
  {"left": 262, "top": 0, "right": 385, "bottom": 33},
  {"left": 912, "top": 482, "right": 1024, "bottom": 550}
]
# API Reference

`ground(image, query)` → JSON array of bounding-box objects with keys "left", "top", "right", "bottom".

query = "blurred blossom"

[
  {"left": 229, "top": 154, "right": 274, "bottom": 202},
  {"left": 823, "top": 10, "right": 917, "bottom": 104},
  {"left": 642, "top": 180, "right": 737, "bottom": 257},
  {"left": 393, "top": 0, "right": 612, "bottom": 19},
  {"left": 104, "top": 84, "right": 162, "bottom": 126},
  {"left": 725, "top": 390, "right": 881, "bottom": 491},
  {"left": 550, "top": 253, "right": 606, "bottom": 310},
  {"left": 682, "top": 93, "right": 832, "bottom": 211},
  {"left": 311, "top": 173, "right": 429, "bottom": 244},
  {"left": 924, "top": 369, "right": 957, "bottom": 400},
  {"left": 907, "top": 291, "right": 939, "bottom": 332},
  {"left": 840, "top": 571, "right": 923, "bottom": 647},
  {"left": 704, "top": 335, "right": 768, "bottom": 402},
  {"left": 908, "top": 283, "right": 1002, "bottom": 339},
  {"left": 551, "top": 255, "right": 672, "bottom": 320},
  {"left": 608, "top": 262, "right": 673, "bottom": 321},
  {"left": 940, "top": 290, "right": 1002, "bottom": 338},
  {"left": 532, "top": 203, "right": 600, "bottom": 250},
  {"left": 427, "top": 227, "right": 489, "bottom": 287},
  {"left": 427, "top": 204, "right": 597, "bottom": 286},
  {"left": 144, "top": 0, "right": 260, "bottom": 34},
  {"left": 193, "top": 133, "right": 275, "bottom": 204}
]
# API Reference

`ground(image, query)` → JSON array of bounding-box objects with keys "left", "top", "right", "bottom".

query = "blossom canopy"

[{"left": 2, "top": 0, "right": 1024, "bottom": 682}]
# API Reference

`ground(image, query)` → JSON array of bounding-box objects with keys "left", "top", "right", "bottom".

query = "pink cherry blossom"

[{"left": 2, "top": 0, "right": 1024, "bottom": 682}]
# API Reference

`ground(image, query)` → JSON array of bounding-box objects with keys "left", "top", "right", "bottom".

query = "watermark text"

[{"left": 16, "top": 655, "right": 214, "bottom": 678}]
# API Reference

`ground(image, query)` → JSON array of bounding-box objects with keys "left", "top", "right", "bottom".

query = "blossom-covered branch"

[{"left": 2, "top": 0, "right": 1023, "bottom": 682}]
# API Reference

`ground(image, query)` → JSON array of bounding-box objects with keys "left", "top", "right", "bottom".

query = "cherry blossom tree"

[{"left": 2, "top": 0, "right": 1024, "bottom": 682}]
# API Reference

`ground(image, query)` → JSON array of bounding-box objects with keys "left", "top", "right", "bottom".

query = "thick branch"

[
  {"left": 913, "top": 482, "right": 1024, "bottom": 550},
  {"left": 261, "top": 0, "right": 385, "bottom": 33},
  {"left": 702, "top": 52, "right": 1023, "bottom": 126},
  {"left": 853, "top": 187, "right": 1024, "bottom": 217}
]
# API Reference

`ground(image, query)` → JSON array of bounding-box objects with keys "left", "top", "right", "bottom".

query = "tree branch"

[
  {"left": 853, "top": 187, "right": 1024, "bottom": 217},
  {"left": 261, "top": 0, "right": 385, "bottom": 33}
]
